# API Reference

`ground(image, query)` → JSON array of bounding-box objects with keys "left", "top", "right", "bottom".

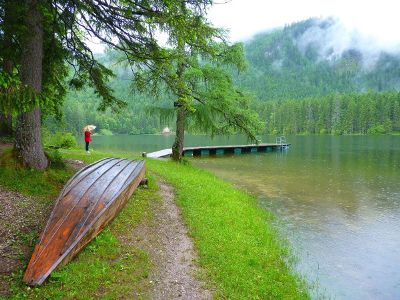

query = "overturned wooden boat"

[{"left": 23, "top": 158, "right": 145, "bottom": 285}]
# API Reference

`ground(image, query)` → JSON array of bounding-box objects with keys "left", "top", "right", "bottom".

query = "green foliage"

[
  {"left": 187, "top": 64, "right": 263, "bottom": 139},
  {"left": 235, "top": 17, "right": 400, "bottom": 103},
  {"left": 46, "top": 149, "right": 65, "bottom": 169},
  {"left": 52, "top": 16, "right": 400, "bottom": 137},
  {"left": 257, "top": 91, "right": 400, "bottom": 135},
  {"left": 1, "top": 0, "right": 228, "bottom": 133},
  {"left": 43, "top": 131, "right": 78, "bottom": 149},
  {"left": 99, "top": 128, "right": 113, "bottom": 136},
  {"left": 0, "top": 78, "right": 46, "bottom": 114},
  {"left": 51, "top": 82, "right": 169, "bottom": 136},
  {"left": 367, "top": 124, "right": 386, "bottom": 134}
]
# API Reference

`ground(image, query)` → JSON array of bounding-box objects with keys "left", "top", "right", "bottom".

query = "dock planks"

[
  {"left": 145, "top": 143, "right": 290, "bottom": 158},
  {"left": 23, "top": 158, "right": 145, "bottom": 285}
]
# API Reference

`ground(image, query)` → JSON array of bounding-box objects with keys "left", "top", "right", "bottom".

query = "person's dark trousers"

[{"left": 85, "top": 142, "right": 89, "bottom": 151}]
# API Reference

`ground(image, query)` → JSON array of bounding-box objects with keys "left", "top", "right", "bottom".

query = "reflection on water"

[
  {"left": 192, "top": 136, "right": 400, "bottom": 300},
  {"left": 92, "top": 134, "right": 400, "bottom": 299},
  {"left": 89, "top": 134, "right": 255, "bottom": 154}
]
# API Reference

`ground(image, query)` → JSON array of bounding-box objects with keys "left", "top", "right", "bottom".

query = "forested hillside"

[
  {"left": 238, "top": 17, "right": 400, "bottom": 100},
  {"left": 49, "top": 51, "right": 174, "bottom": 136},
  {"left": 56, "top": 17, "right": 400, "bottom": 136},
  {"left": 256, "top": 92, "right": 400, "bottom": 135}
]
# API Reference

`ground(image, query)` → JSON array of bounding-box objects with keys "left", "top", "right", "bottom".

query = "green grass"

[
  {"left": 0, "top": 149, "right": 73, "bottom": 199},
  {"left": 58, "top": 148, "right": 139, "bottom": 164},
  {"left": 147, "top": 159, "right": 310, "bottom": 299},
  {"left": 0, "top": 148, "right": 156, "bottom": 299},
  {"left": 2, "top": 148, "right": 309, "bottom": 299},
  {"left": 8, "top": 175, "right": 158, "bottom": 300},
  {"left": 60, "top": 149, "right": 310, "bottom": 298}
]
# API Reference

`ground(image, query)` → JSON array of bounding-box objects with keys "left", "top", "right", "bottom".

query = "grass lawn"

[
  {"left": 1, "top": 148, "right": 309, "bottom": 299},
  {"left": 147, "top": 159, "right": 309, "bottom": 299}
]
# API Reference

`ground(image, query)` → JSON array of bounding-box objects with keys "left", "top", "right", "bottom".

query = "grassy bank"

[
  {"left": 147, "top": 159, "right": 309, "bottom": 299},
  {"left": 0, "top": 149, "right": 73, "bottom": 199},
  {"left": 1, "top": 148, "right": 309, "bottom": 299}
]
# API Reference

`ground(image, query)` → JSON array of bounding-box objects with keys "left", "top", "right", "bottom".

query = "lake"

[{"left": 91, "top": 134, "right": 400, "bottom": 299}]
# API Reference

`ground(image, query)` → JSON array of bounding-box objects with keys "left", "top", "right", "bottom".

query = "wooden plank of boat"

[{"left": 23, "top": 158, "right": 146, "bottom": 285}]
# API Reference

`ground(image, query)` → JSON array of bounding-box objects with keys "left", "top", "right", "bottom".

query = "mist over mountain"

[
  {"left": 237, "top": 17, "right": 400, "bottom": 100},
  {"left": 58, "top": 18, "right": 400, "bottom": 136}
]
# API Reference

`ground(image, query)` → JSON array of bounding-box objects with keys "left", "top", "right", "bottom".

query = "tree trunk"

[
  {"left": 171, "top": 105, "right": 186, "bottom": 161},
  {"left": 171, "top": 50, "right": 187, "bottom": 161},
  {"left": 14, "top": 0, "right": 48, "bottom": 169}
]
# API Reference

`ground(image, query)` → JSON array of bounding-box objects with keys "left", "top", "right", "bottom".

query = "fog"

[{"left": 291, "top": 17, "right": 399, "bottom": 70}]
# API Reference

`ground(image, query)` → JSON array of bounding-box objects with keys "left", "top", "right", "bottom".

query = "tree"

[
  {"left": 0, "top": 0, "right": 229, "bottom": 168},
  {"left": 13, "top": 0, "right": 48, "bottom": 169},
  {"left": 132, "top": 6, "right": 262, "bottom": 160}
]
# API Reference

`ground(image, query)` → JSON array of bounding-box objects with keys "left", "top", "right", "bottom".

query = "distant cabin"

[{"left": 162, "top": 127, "right": 171, "bottom": 135}]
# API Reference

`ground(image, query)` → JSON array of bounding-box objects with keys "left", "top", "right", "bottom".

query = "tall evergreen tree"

[
  {"left": 132, "top": 7, "right": 262, "bottom": 160},
  {"left": 13, "top": 0, "right": 47, "bottom": 168},
  {"left": 1, "top": 0, "right": 240, "bottom": 168}
]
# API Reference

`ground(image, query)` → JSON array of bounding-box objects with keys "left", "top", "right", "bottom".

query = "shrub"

[
  {"left": 45, "top": 132, "right": 78, "bottom": 149},
  {"left": 129, "top": 128, "right": 140, "bottom": 135},
  {"left": 46, "top": 149, "right": 66, "bottom": 169},
  {"left": 367, "top": 124, "right": 386, "bottom": 134},
  {"left": 99, "top": 128, "right": 113, "bottom": 136}
]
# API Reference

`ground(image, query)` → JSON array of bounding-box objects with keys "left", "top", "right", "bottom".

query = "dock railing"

[
  {"left": 276, "top": 136, "right": 289, "bottom": 149},
  {"left": 145, "top": 141, "right": 290, "bottom": 159}
]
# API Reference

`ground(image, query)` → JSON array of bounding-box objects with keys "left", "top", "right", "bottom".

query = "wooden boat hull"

[{"left": 23, "top": 158, "right": 145, "bottom": 285}]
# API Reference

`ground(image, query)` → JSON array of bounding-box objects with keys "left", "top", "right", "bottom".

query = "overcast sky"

[
  {"left": 88, "top": 0, "right": 400, "bottom": 52},
  {"left": 207, "top": 0, "right": 400, "bottom": 46}
]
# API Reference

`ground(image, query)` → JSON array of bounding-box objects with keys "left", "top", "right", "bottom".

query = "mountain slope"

[{"left": 237, "top": 17, "right": 400, "bottom": 100}]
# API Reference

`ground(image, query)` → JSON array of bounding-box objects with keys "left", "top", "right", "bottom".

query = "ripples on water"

[
  {"left": 192, "top": 136, "right": 400, "bottom": 300},
  {"left": 93, "top": 134, "right": 400, "bottom": 299}
]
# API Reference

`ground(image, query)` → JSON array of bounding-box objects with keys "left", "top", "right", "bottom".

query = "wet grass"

[
  {"left": 0, "top": 149, "right": 73, "bottom": 200},
  {"left": 58, "top": 148, "right": 138, "bottom": 164},
  {"left": 59, "top": 149, "right": 310, "bottom": 298},
  {"left": 0, "top": 149, "right": 156, "bottom": 299},
  {"left": 147, "top": 159, "right": 310, "bottom": 299},
  {"left": 7, "top": 176, "right": 157, "bottom": 300},
  {"left": 1, "top": 148, "right": 309, "bottom": 299}
]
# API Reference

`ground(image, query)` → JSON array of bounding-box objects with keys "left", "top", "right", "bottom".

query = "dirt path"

[
  {"left": 129, "top": 178, "right": 212, "bottom": 300},
  {"left": 0, "top": 148, "right": 212, "bottom": 298}
]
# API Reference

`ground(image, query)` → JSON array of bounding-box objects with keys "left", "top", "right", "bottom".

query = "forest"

[
  {"left": 256, "top": 92, "right": 400, "bottom": 135},
  {"left": 56, "top": 17, "right": 400, "bottom": 136}
]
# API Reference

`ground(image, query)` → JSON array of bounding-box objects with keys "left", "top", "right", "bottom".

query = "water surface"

[
  {"left": 92, "top": 134, "right": 400, "bottom": 299},
  {"left": 192, "top": 136, "right": 400, "bottom": 300},
  {"left": 89, "top": 134, "right": 255, "bottom": 154}
]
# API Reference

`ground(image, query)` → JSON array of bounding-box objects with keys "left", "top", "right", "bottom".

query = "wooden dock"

[{"left": 144, "top": 143, "right": 290, "bottom": 159}]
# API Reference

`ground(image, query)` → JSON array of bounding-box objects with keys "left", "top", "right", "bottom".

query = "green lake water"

[{"left": 91, "top": 134, "right": 400, "bottom": 299}]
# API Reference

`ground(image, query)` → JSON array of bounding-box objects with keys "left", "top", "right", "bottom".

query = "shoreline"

[{"left": 0, "top": 148, "right": 310, "bottom": 299}]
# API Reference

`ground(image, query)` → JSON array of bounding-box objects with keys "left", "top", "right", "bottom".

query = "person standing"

[{"left": 84, "top": 128, "right": 91, "bottom": 153}]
